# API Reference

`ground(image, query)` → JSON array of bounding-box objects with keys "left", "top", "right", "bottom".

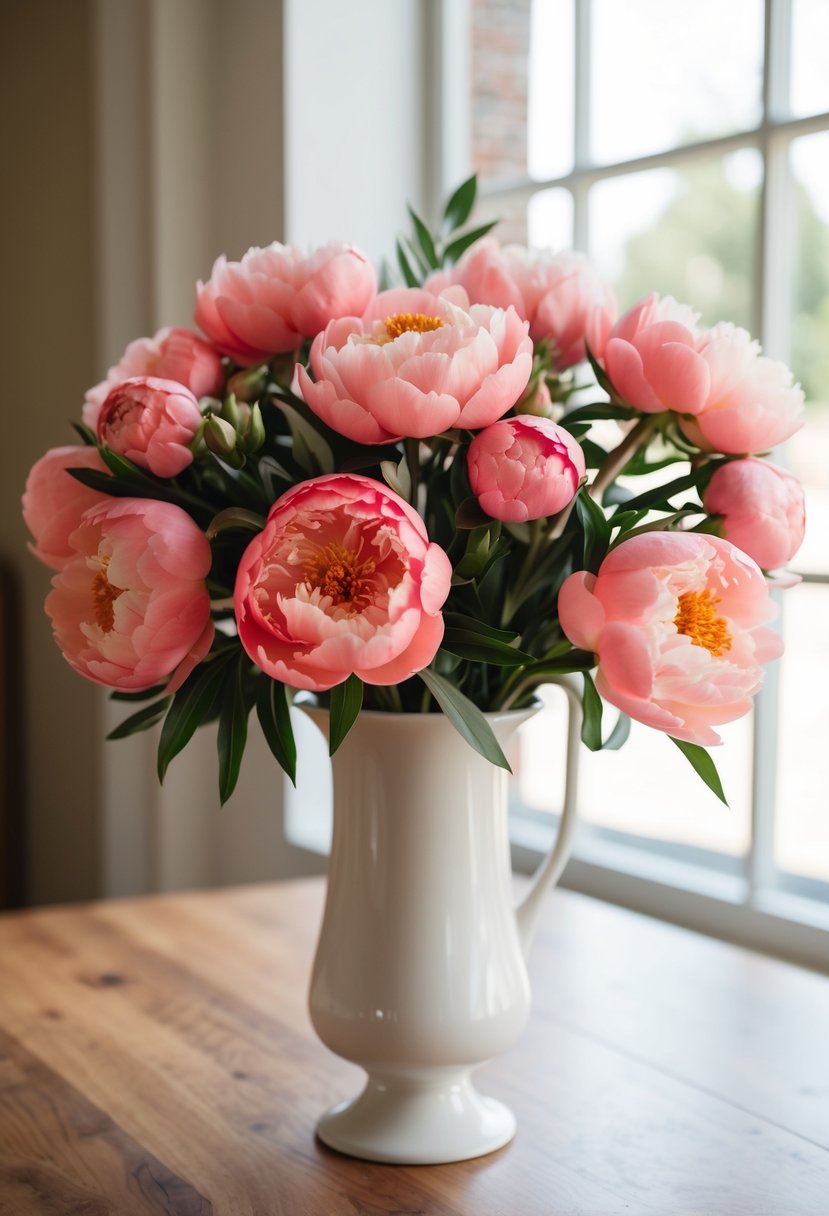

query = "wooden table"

[{"left": 1, "top": 880, "right": 828, "bottom": 1215}]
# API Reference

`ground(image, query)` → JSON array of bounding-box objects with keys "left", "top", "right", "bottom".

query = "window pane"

[
  {"left": 528, "top": 0, "right": 573, "bottom": 179},
  {"left": 774, "top": 583, "right": 829, "bottom": 882},
  {"left": 791, "top": 0, "right": 829, "bottom": 118},
  {"left": 517, "top": 686, "right": 752, "bottom": 857},
  {"left": 589, "top": 151, "right": 761, "bottom": 329},
  {"left": 590, "top": 0, "right": 764, "bottom": 164},
  {"left": 528, "top": 187, "right": 573, "bottom": 249},
  {"left": 787, "top": 132, "right": 829, "bottom": 574},
  {"left": 471, "top": 0, "right": 532, "bottom": 184}
]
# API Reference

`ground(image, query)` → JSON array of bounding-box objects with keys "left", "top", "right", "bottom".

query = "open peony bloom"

[
  {"left": 83, "top": 327, "right": 224, "bottom": 431},
  {"left": 427, "top": 241, "right": 616, "bottom": 369},
  {"left": 558, "top": 532, "right": 782, "bottom": 746},
  {"left": 296, "top": 286, "right": 533, "bottom": 444},
  {"left": 234, "top": 473, "right": 452, "bottom": 691},
  {"left": 467, "top": 415, "right": 586, "bottom": 522},
  {"left": 195, "top": 241, "right": 377, "bottom": 366},
  {"left": 46, "top": 498, "right": 214, "bottom": 692},
  {"left": 704, "top": 458, "right": 806, "bottom": 571},
  {"left": 23, "top": 445, "right": 111, "bottom": 571},
  {"left": 97, "top": 377, "right": 204, "bottom": 478},
  {"left": 678, "top": 323, "right": 805, "bottom": 454}
]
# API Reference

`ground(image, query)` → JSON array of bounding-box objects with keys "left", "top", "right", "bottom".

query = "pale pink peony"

[
  {"left": 558, "top": 532, "right": 782, "bottom": 746},
  {"left": 83, "top": 327, "right": 224, "bottom": 431},
  {"left": 467, "top": 415, "right": 586, "bottom": 522},
  {"left": 678, "top": 323, "right": 805, "bottom": 454},
  {"left": 23, "top": 446, "right": 111, "bottom": 571},
  {"left": 97, "top": 377, "right": 203, "bottom": 478},
  {"left": 234, "top": 473, "right": 452, "bottom": 691},
  {"left": 296, "top": 286, "right": 533, "bottom": 445},
  {"left": 602, "top": 293, "right": 708, "bottom": 414},
  {"left": 46, "top": 498, "right": 214, "bottom": 692},
  {"left": 703, "top": 458, "right": 806, "bottom": 571},
  {"left": 427, "top": 241, "right": 616, "bottom": 369},
  {"left": 195, "top": 241, "right": 377, "bottom": 366}
]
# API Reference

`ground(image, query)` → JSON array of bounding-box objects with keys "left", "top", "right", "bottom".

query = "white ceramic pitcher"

[{"left": 304, "top": 680, "right": 581, "bottom": 1165}]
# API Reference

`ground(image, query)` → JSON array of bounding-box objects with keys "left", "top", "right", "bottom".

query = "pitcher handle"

[{"left": 515, "top": 675, "right": 582, "bottom": 958}]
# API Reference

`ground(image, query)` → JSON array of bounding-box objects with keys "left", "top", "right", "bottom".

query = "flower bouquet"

[{"left": 23, "top": 176, "right": 806, "bottom": 804}]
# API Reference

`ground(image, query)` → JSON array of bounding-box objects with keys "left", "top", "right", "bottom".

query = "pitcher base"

[{"left": 315, "top": 1071, "right": 516, "bottom": 1165}]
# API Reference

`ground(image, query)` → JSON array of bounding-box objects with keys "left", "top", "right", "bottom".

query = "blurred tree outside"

[{"left": 614, "top": 159, "right": 829, "bottom": 405}]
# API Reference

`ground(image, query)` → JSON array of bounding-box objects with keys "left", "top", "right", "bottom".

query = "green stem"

[
  {"left": 404, "top": 438, "right": 421, "bottom": 509},
  {"left": 590, "top": 415, "right": 660, "bottom": 502}
]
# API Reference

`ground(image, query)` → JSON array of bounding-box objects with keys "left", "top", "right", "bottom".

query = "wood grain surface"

[{"left": 0, "top": 879, "right": 828, "bottom": 1215}]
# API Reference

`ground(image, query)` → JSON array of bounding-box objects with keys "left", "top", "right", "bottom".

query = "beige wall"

[{"left": 0, "top": 0, "right": 102, "bottom": 904}]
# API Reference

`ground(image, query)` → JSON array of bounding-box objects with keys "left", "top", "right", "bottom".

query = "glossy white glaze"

[{"left": 305, "top": 703, "right": 577, "bottom": 1164}]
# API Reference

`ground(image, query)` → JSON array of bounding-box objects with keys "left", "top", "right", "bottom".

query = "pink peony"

[
  {"left": 678, "top": 323, "right": 805, "bottom": 454},
  {"left": 427, "top": 241, "right": 616, "bottom": 369},
  {"left": 602, "top": 293, "right": 708, "bottom": 414},
  {"left": 467, "top": 415, "right": 586, "bottom": 522},
  {"left": 558, "top": 532, "right": 782, "bottom": 746},
  {"left": 703, "top": 458, "right": 806, "bottom": 571},
  {"left": 97, "top": 377, "right": 203, "bottom": 478},
  {"left": 83, "top": 327, "right": 224, "bottom": 431},
  {"left": 234, "top": 473, "right": 452, "bottom": 691},
  {"left": 296, "top": 286, "right": 533, "bottom": 445},
  {"left": 195, "top": 241, "right": 377, "bottom": 366},
  {"left": 22, "top": 446, "right": 111, "bottom": 571},
  {"left": 46, "top": 498, "right": 214, "bottom": 692}
]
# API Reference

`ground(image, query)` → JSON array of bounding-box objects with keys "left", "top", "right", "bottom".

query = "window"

[{"left": 469, "top": 0, "right": 829, "bottom": 967}]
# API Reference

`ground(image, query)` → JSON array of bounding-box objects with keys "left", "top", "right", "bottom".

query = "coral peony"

[
  {"left": 467, "top": 415, "right": 586, "bottom": 522},
  {"left": 427, "top": 241, "right": 616, "bottom": 368},
  {"left": 558, "top": 532, "right": 782, "bottom": 746},
  {"left": 46, "top": 498, "right": 214, "bottom": 691},
  {"left": 23, "top": 445, "right": 111, "bottom": 571},
  {"left": 234, "top": 473, "right": 452, "bottom": 690},
  {"left": 602, "top": 293, "right": 708, "bottom": 415},
  {"left": 97, "top": 377, "right": 204, "bottom": 478},
  {"left": 704, "top": 458, "right": 805, "bottom": 571},
  {"left": 678, "top": 323, "right": 805, "bottom": 454},
  {"left": 83, "top": 327, "right": 223, "bottom": 431},
  {"left": 195, "top": 241, "right": 377, "bottom": 366},
  {"left": 296, "top": 286, "right": 533, "bottom": 445}
]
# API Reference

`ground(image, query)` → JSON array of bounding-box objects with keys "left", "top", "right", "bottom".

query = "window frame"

[{"left": 457, "top": 0, "right": 829, "bottom": 969}]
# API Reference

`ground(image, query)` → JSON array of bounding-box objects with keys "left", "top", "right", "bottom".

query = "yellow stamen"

[
  {"left": 92, "top": 560, "right": 124, "bottom": 633},
  {"left": 304, "top": 543, "right": 376, "bottom": 611},
  {"left": 384, "top": 312, "right": 444, "bottom": 340},
  {"left": 674, "top": 589, "right": 732, "bottom": 657}
]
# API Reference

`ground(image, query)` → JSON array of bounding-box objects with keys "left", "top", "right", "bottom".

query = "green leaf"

[
  {"left": 396, "top": 238, "right": 420, "bottom": 287},
  {"left": 560, "top": 401, "right": 635, "bottom": 427},
  {"left": 408, "top": 206, "right": 439, "bottom": 269},
  {"left": 443, "top": 221, "right": 499, "bottom": 265},
  {"left": 670, "top": 737, "right": 728, "bottom": 805},
  {"left": 256, "top": 678, "right": 297, "bottom": 786},
  {"left": 110, "top": 684, "right": 168, "bottom": 702},
  {"left": 217, "top": 658, "right": 250, "bottom": 804},
  {"left": 276, "top": 399, "right": 334, "bottom": 476},
  {"left": 71, "top": 421, "right": 97, "bottom": 446},
  {"left": 580, "top": 672, "right": 604, "bottom": 751},
  {"left": 603, "top": 711, "right": 631, "bottom": 751},
  {"left": 454, "top": 496, "right": 492, "bottom": 530},
  {"left": 443, "top": 175, "right": 477, "bottom": 232},
  {"left": 442, "top": 613, "right": 520, "bottom": 644},
  {"left": 575, "top": 487, "right": 612, "bottom": 573},
  {"left": 107, "top": 697, "right": 172, "bottom": 740},
  {"left": 329, "top": 674, "right": 363, "bottom": 756},
  {"left": 611, "top": 470, "right": 702, "bottom": 514},
  {"left": 157, "top": 652, "right": 235, "bottom": 782},
  {"left": 98, "top": 448, "right": 159, "bottom": 485},
  {"left": 418, "top": 668, "right": 511, "bottom": 772},
  {"left": 585, "top": 343, "right": 618, "bottom": 399},
  {"left": 440, "top": 631, "right": 533, "bottom": 666}
]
